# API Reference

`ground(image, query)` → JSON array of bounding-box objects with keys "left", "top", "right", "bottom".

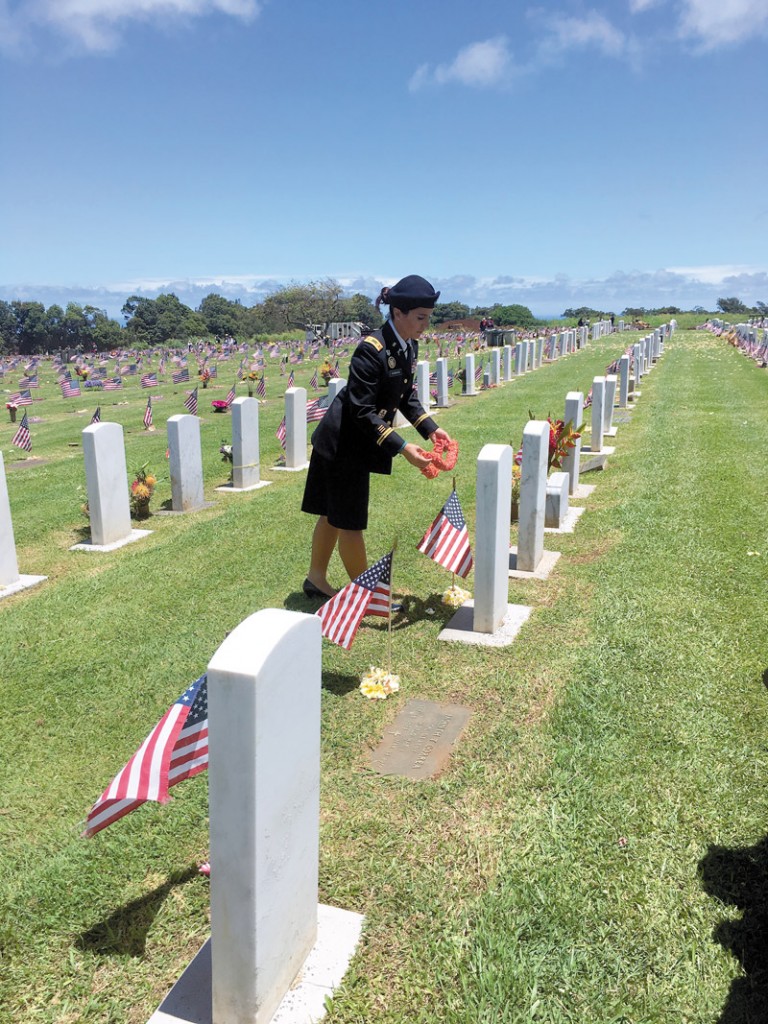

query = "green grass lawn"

[{"left": 2, "top": 329, "right": 768, "bottom": 1023}]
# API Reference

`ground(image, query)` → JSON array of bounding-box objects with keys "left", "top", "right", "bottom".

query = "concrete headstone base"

[
  {"left": 508, "top": 547, "right": 561, "bottom": 580},
  {"left": 581, "top": 445, "right": 616, "bottom": 456},
  {"left": 70, "top": 529, "right": 152, "bottom": 552},
  {"left": 0, "top": 574, "right": 47, "bottom": 600},
  {"left": 439, "top": 599, "right": 532, "bottom": 647},
  {"left": 148, "top": 903, "right": 364, "bottom": 1024},
  {"left": 544, "top": 506, "right": 586, "bottom": 534},
  {"left": 572, "top": 483, "right": 596, "bottom": 500},
  {"left": 215, "top": 481, "right": 272, "bottom": 493},
  {"left": 273, "top": 463, "right": 309, "bottom": 473}
]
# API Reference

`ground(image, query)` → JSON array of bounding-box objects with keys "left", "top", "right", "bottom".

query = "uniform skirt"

[{"left": 301, "top": 450, "right": 371, "bottom": 531}]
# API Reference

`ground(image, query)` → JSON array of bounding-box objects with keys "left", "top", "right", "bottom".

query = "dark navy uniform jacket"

[{"left": 310, "top": 320, "right": 438, "bottom": 475}]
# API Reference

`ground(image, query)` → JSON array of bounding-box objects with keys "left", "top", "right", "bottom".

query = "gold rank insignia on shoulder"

[
  {"left": 388, "top": 355, "right": 396, "bottom": 368},
  {"left": 365, "top": 336, "right": 383, "bottom": 351}
]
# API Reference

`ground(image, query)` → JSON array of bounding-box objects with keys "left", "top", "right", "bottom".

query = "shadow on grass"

[
  {"left": 321, "top": 670, "right": 360, "bottom": 696},
  {"left": 285, "top": 590, "right": 458, "bottom": 630},
  {"left": 699, "top": 836, "right": 768, "bottom": 1022},
  {"left": 76, "top": 865, "right": 199, "bottom": 957}
]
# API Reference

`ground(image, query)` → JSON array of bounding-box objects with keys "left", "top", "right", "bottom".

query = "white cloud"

[
  {"left": 540, "top": 10, "right": 626, "bottom": 56},
  {"left": 1, "top": 0, "right": 260, "bottom": 54},
  {"left": 409, "top": 36, "right": 513, "bottom": 91},
  {"left": 676, "top": 0, "right": 768, "bottom": 49}
]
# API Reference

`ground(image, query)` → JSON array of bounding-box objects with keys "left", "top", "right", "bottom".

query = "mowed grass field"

[{"left": 2, "top": 326, "right": 768, "bottom": 1023}]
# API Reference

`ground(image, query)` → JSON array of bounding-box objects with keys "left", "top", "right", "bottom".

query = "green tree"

[
  {"left": 563, "top": 306, "right": 603, "bottom": 320},
  {"left": 261, "top": 280, "right": 345, "bottom": 333},
  {"left": 717, "top": 297, "right": 748, "bottom": 314},
  {"left": 11, "top": 301, "right": 48, "bottom": 353},
  {"left": 431, "top": 301, "right": 471, "bottom": 325},
  {"left": 198, "top": 293, "right": 242, "bottom": 338},
  {"left": 0, "top": 300, "right": 16, "bottom": 353},
  {"left": 123, "top": 293, "right": 201, "bottom": 344},
  {"left": 487, "top": 303, "right": 539, "bottom": 328},
  {"left": 341, "top": 292, "right": 380, "bottom": 329}
]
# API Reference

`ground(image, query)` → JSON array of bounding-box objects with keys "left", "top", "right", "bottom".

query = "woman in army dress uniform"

[{"left": 301, "top": 275, "right": 452, "bottom": 598}]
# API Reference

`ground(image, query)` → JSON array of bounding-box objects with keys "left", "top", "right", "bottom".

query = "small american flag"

[
  {"left": 90, "top": 406, "right": 101, "bottom": 424},
  {"left": 11, "top": 410, "right": 32, "bottom": 452},
  {"left": 417, "top": 490, "right": 473, "bottom": 578},
  {"left": 184, "top": 387, "right": 199, "bottom": 415},
  {"left": 19, "top": 374, "right": 39, "bottom": 388},
  {"left": 276, "top": 416, "right": 286, "bottom": 448},
  {"left": 8, "top": 391, "right": 33, "bottom": 407},
  {"left": 309, "top": 369, "right": 319, "bottom": 390},
  {"left": 287, "top": 371, "right": 295, "bottom": 388},
  {"left": 172, "top": 368, "right": 190, "bottom": 384},
  {"left": 225, "top": 384, "right": 236, "bottom": 407},
  {"left": 143, "top": 397, "right": 153, "bottom": 429},
  {"left": 103, "top": 377, "right": 123, "bottom": 391},
  {"left": 257, "top": 376, "right": 266, "bottom": 399},
  {"left": 141, "top": 373, "right": 158, "bottom": 388},
  {"left": 306, "top": 398, "right": 327, "bottom": 423},
  {"left": 316, "top": 551, "right": 393, "bottom": 650},
  {"left": 60, "top": 379, "right": 81, "bottom": 398},
  {"left": 83, "top": 674, "right": 209, "bottom": 837},
  {"left": 207, "top": 364, "right": 217, "bottom": 378}
]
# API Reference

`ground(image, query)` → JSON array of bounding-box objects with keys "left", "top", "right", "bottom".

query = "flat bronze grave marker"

[{"left": 370, "top": 699, "right": 472, "bottom": 781}]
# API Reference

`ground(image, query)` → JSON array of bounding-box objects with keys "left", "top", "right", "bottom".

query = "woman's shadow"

[{"left": 699, "top": 834, "right": 768, "bottom": 1021}]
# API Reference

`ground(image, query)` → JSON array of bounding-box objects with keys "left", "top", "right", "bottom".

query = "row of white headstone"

[
  {"left": 0, "top": 328, "right": 597, "bottom": 575},
  {"left": 1, "top": 327, "right": 670, "bottom": 1021},
  {"left": 464, "top": 323, "right": 670, "bottom": 640},
  {"left": 147, "top": 324, "right": 670, "bottom": 1022},
  {"left": 0, "top": 327, "right": 669, "bottom": 585}
]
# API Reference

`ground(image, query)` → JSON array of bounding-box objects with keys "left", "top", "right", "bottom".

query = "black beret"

[{"left": 385, "top": 275, "right": 440, "bottom": 310}]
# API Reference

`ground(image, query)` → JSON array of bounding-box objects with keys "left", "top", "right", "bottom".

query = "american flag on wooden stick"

[
  {"left": 83, "top": 674, "right": 208, "bottom": 837},
  {"left": 184, "top": 387, "right": 199, "bottom": 415},
  {"left": 143, "top": 397, "right": 153, "bottom": 429},
  {"left": 90, "top": 406, "right": 101, "bottom": 424},
  {"left": 417, "top": 489, "right": 473, "bottom": 578},
  {"left": 11, "top": 411, "right": 32, "bottom": 452},
  {"left": 8, "top": 390, "right": 32, "bottom": 406},
  {"left": 316, "top": 551, "right": 393, "bottom": 650}
]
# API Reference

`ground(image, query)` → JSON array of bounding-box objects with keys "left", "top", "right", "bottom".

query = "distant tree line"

[
  {"left": 0, "top": 280, "right": 381, "bottom": 355},
  {"left": 3, "top": 282, "right": 765, "bottom": 355},
  {"left": 563, "top": 299, "right": 768, "bottom": 320}
]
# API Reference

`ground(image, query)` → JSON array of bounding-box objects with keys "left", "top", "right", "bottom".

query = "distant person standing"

[{"left": 301, "top": 274, "right": 452, "bottom": 598}]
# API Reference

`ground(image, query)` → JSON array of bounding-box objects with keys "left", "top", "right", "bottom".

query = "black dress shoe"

[
  {"left": 391, "top": 601, "right": 404, "bottom": 614},
  {"left": 303, "top": 578, "right": 332, "bottom": 599}
]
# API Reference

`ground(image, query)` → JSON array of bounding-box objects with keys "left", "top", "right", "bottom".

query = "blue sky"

[{"left": 1, "top": 0, "right": 767, "bottom": 318}]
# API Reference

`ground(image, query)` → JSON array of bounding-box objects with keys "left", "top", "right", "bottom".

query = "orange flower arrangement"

[{"left": 416, "top": 437, "right": 460, "bottom": 479}]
